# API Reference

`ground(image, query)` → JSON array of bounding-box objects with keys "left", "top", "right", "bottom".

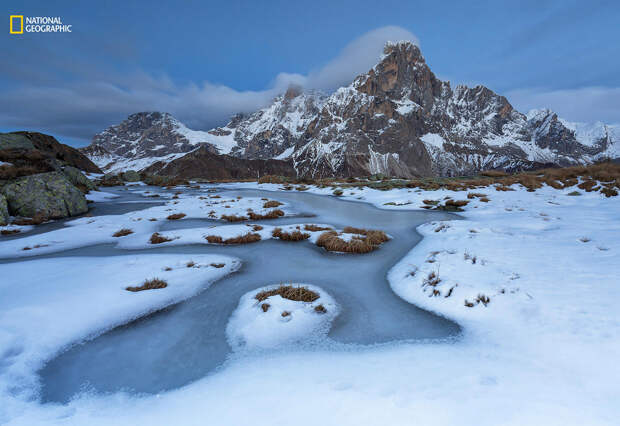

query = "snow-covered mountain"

[
  {"left": 81, "top": 112, "right": 236, "bottom": 173},
  {"left": 82, "top": 42, "right": 619, "bottom": 177}
]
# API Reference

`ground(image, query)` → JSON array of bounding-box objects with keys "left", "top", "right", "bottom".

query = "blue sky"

[{"left": 1, "top": 0, "right": 619, "bottom": 147}]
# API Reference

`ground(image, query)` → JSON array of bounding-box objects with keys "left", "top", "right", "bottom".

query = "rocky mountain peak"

[{"left": 355, "top": 41, "right": 442, "bottom": 112}]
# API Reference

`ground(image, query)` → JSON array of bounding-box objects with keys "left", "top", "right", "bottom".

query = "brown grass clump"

[
  {"left": 113, "top": 228, "right": 133, "bottom": 237},
  {"left": 281, "top": 311, "right": 291, "bottom": 317},
  {"left": 316, "top": 228, "right": 388, "bottom": 254},
  {"left": 223, "top": 233, "right": 261, "bottom": 244},
  {"left": 126, "top": 278, "right": 168, "bottom": 292},
  {"left": 221, "top": 214, "right": 247, "bottom": 222},
  {"left": 304, "top": 224, "right": 332, "bottom": 232},
  {"left": 150, "top": 232, "right": 172, "bottom": 244},
  {"left": 248, "top": 209, "right": 285, "bottom": 220},
  {"left": 207, "top": 233, "right": 261, "bottom": 244},
  {"left": 251, "top": 224, "right": 264, "bottom": 231},
  {"left": 263, "top": 200, "right": 283, "bottom": 208},
  {"left": 258, "top": 175, "right": 288, "bottom": 184},
  {"left": 261, "top": 303, "right": 270, "bottom": 312},
  {"left": 601, "top": 187, "right": 618, "bottom": 197},
  {"left": 255, "top": 285, "right": 320, "bottom": 302},
  {"left": 272, "top": 227, "right": 310, "bottom": 241},
  {"left": 186, "top": 261, "right": 195, "bottom": 268},
  {"left": 205, "top": 235, "right": 223, "bottom": 244},
  {"left": 480, "top": 170, "right": 507, "bottom": 177},
  {"left": 1, "top": 229, "right": 21, "bottom": 235},
  {"left": 12, "top": 212, "right": 48, "bottom": 226},
  {"left": 210, "top": 263, "right": 225, "bottom": 268},
  {"left": 314, "top": 304, "right": 327, "bottom": 314},
  {"left": 166, "top": 213, "right": 186, "bottom": 220},
  {"left": 467, "top": 192, "right": 487, "bottom": 199}
]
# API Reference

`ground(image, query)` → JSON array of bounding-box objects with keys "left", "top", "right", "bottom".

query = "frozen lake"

[{"left": 3, "top": 185, "right": 461, "bottom": 403}]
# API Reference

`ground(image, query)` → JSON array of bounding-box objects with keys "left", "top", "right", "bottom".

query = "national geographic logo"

[{"left": 10, "top": 15, "right": 72, "bottom": 34}]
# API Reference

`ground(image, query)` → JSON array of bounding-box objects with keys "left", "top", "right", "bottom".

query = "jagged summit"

[{"left": 82, "top": 43, "right": 619, "bottom": 177}]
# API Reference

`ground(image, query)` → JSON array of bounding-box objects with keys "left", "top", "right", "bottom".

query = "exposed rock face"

[
  {"left": 1, "top": 172, "right": 88, "bottom": 219},
  {"left": 0, "top": 194, "right": 8, "bottom": 226},
  {"left": 61, "top": 166, "right": 96, "bottom": 192},
  {"left": 81, "top": 41, "right": 619, "bottom": 178},
  {"left": 0, "top": 132, "right": 101, "bottom": 177},
  {"left": 143, "top": 146, "right": 296, "bottom": 180}
]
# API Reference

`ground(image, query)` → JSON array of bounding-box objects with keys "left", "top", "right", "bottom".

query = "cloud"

[
  {"left": 506, "top": 86, "right": 620, "bottom": 124},
  {"left": 0, "top": 26, "right": 417, "bottom": 144}
]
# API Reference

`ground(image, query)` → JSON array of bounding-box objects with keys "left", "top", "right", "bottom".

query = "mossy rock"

[
  {"left": 1, "top": 172, "right": 88, "bottom": 219},
  {"left": 62, "top": 166, "right": 96, "bottom": 192},
  {"left": 0, "top": 194, "right": 8, "bottom": 225},
  {"left": 0, "top": 133, "right": 35, "bottom": 150}
]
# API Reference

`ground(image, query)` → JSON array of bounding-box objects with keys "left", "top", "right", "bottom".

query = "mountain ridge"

[{"left": 81, "top": 41, "right": 619, "bottom": 178}]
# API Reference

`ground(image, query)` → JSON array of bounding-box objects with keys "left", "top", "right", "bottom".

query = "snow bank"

[
  {"left": 227, "top": 284, "right": 338, "bottom": 350},
  {"left": 0, "top": 254, "right": 239, "bottom": 422}
]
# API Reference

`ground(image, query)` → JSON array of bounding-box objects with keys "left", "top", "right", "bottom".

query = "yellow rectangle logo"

[{"left": 10, "top": 15, "right": 23, "bottom": 34}]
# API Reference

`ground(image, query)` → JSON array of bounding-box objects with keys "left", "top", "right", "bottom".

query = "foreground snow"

[{"left": 1, "top": 181, "right": 619, "bottom": 425}]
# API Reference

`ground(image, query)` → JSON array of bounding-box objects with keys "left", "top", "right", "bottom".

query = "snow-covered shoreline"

[{"left": 1, "top": 180, "right": 619, "bottom": 425}]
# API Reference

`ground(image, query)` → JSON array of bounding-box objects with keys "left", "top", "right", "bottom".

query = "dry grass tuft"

[
  {"left": 314, "top": 304, "right": 327, "bottom": 314},
  {"left": 263, "top": 200, "right": 283, "bottom": 208},
  {"left": 186, "top": 261, "right": 196, "bottom": 268},
  {"left": 210, "top": 263, "right": 225, "bottom": 268},
  {"left": 206, "top": 233, "right": 261, "bottom": 245},
  {"left": 150, "top": 232, "right": 172, "bottom": 244},
  {"left": 221, "top": 214, "right": 247, "bottom": 222},
  {"left": 126, "top": 278, "right": 168, "bottom": 292},
  {"left": 255, "top": 285, "right": 319, "bottom": 302},
  {"left": 12, "top": 212, "right": 47, "bottom": 226},
  {"left": 480, "top": 170, "right": 507, "bottom": 177},
  {"left": 304, "top": 224, "right": 332, "bottom": 232},
  {"left": 248, "top": 209, "right": 284, "bottom": 220},
  {"left": 112, "top": 228, "right": 133, "bottom": 237},
  {"left": 1, "top": 229, "right": 21, "bottom": 235},
  {"left": 261, "top": 303, "right": 270, "bottom": 312},
  {"left": 251, "top": 224, "right": 264, "bottom": 231},
  {"left": 316, "top": 228, "right": 388, "bottom": 254},
  {"left": 272, "top": 227, "right": 310, "bottom": 241},
  {"left": 167, "top": 213, "right": 186, "bottom": 220}
]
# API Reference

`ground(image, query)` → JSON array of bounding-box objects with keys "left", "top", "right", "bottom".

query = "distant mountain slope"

[{"left": 81, "top": 42, "right": 619, "bottom": 178}]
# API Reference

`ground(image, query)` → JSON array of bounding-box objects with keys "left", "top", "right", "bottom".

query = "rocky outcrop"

[
  {"left": 143, "top": 146, "right": 296, "bottom": 180},
  {"left": 61, "top": 166, "right": 96, "bottom": 192},
  {"left": 0, "top": 132, "right": 101, "bottom": 180},
  {"left": 0, "top": 194, "right": 8, "bottom": 226},
  {"left": 1, "top": 172, "right": 88, "bottom": 219}
]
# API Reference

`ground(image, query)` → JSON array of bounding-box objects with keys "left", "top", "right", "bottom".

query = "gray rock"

[
  {"left": 62, "top": 166, "right": 96, "bottom": 191},
  {"left": 0, "top": 194, "right": 8, "bottom": 226},
  {"left": 0, "top": 133, "right": 35, "bottom": 150},
  {"left": 1, "top": 172, "right": 88, "bottom": 219},
  {"left": 121, "top": 170, "right": 140, "bottom": 182}
]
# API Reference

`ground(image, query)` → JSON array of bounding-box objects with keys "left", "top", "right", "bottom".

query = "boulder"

[
  {"left": 0, "top": 194, "right": 8, "bottom": 226},
  {"left": 121, "top": 170, "right": 140, "bottom": 182},
  {"left": 1, "top": 172, "right": 88, "bottom": 219},
  {"left": 62, "top": 166, "right": 96, "bottom": 192}
]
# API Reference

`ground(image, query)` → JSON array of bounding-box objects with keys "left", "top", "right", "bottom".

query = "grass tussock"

[
  {"left": 126, "top": 278, "right": 168, "bottom": 292},
  {"left": 210, "top": 263, "right": 225, "bottom": 268},
  {"left": 112, "top": 228, "right": 133, "bottom": 237},
  {"left": 255, "top": 285, "right": 319, "bottom": 303},
  {"left": 1, "top": 229, "right": 21, "bottom": 235},
  {"left": 221, "top": 214, "right": 247, "bottom": 222},
  {"left": 248, "top": 209, "right": 284, "bottom": 220},
  {"left": 272, "top": 227, "right": 310, "bottom": 241},
  {"left": 314, "top": 304, "right": 327, "bottom": 313},
  {"left": 316, "top": 228, "right": 388, "bottom": 254},
  {"left": 12, "top": 212, "right": 48, "bottom": 226},
  {"left": 150, "top": 232, "right": 172, "bottom": 244},
  {"left": 206, "top": 233, "right": 261, "bottom": 245},
  {"left": 167, "top": 213, "right": 186, "bottom": 220},
  {"left": 304, "top": 224, "right": 332, "bottom": 232},
  {"left": 263, "top": 200, "right": 283, "bottom": 208}
]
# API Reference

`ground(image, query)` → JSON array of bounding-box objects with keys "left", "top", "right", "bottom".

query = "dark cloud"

[{"left": 0, "top": 26, "right": 417, "bottom": 144}]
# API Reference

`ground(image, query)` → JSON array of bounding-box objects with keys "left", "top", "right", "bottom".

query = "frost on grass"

[{"left": 226, "top": 283, "right": 338, "bottom": 350}]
